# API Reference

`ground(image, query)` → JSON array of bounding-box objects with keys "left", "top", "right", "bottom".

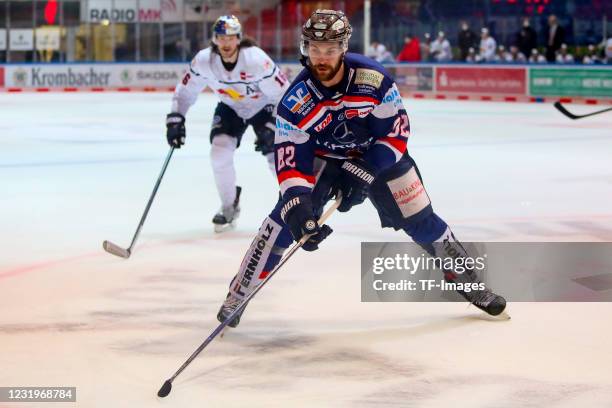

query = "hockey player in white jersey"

[{"left": 166, "top": 15, "right": 290, "bottom": 232}]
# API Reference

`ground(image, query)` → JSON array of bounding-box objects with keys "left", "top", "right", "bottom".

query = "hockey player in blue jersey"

[{"left": 217, "top": 9, "right": 506, "bottom": 327}]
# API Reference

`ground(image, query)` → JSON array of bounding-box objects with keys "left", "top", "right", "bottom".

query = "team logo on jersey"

[
  {"left": 240, "top": 71, "right": 254, "bottom": 80},
  {"left": 218, "top": 88, "right": 244, "bottom": 100},
  {"left": 355, "top": 68, "right": 384, "bottom": 88},
  {"left": 345, "top": 107, "right": 374, "bottom": 120},
  {"left": 314, "top": 113, "right": 332, "bottom": 132},
  {"left": 332, "top": 122, "right": 357, "bottom": 144},
  {"left": 282, "top": 81, "right": 312, "bottom": 114},
  {"left": 383, "top": 87, "right": 400, "bottom": 104}
]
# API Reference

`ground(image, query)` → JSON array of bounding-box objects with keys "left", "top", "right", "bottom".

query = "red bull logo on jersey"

[
  {"left": 218, "top": 88, "right": 244, "bottom": 100},
  {"left": 282, "top": 81, "right": 312, "bottom": 114}
]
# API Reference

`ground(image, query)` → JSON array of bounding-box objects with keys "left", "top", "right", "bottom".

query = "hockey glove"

[
  {"left": 280, "top": 194, "right": 333, "bottom": 251},
  {"left": 166, "top": 112, "right": 186, "bottom": 148},
  {"left": 336, "top": 159, "right": 376, "bottom": 212}
]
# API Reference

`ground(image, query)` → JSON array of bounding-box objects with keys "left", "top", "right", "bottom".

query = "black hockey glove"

[
  {"left": 280, "top": 194, "right": 333, "bottom": 251},
  {"left": 336, "top": 159, "right": 376, "bottom": 212},
  {"left": 254, "top": 105, "right": 276, "bottom": 155},
  {"left": 166, "top": 112, "right": 186, "bottom": 148}
]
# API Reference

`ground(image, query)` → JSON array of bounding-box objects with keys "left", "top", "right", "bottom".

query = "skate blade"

[
  {"left": 467, "top": 304, "right": 511, "bottom": 320},
  {"left": 220, "top": 326, "right": 232, "bottom": 338},
  {"left": 497, "top": 310, "right": 511, "bottom": 320},
  {"left": 214, "top": 221, "right": 237, "bottom": 233}
]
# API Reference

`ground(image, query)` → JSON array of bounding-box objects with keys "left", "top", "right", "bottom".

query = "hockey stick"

[
  {"left": 157, "top": 195, "right": 342, "bottom": 398},
  {"left": 103, "top": 147, "right": 175, "bottom": 259},
  {"left": 554, "top": 101, "right": 612, "bottom": 120}
]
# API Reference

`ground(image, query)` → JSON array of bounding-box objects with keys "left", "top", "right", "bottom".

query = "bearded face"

[
  {"left": 215, "top": 34, "right": 240, "bottom": 61},
  {"left": 307, "top": 42, "right": 344, "bottom": 82},
  {"left": 311, "top": 57, "right": 343, "bottom": 82}
]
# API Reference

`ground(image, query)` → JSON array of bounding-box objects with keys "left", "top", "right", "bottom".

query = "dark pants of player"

[
  {"left": 226, "top": 154, "right": 452, "bottom": 300},
  {"left": 209, "top": 102, "right": 277, "bottom": 208},
  {"left": 210, "top": 102, "right": 276, "bottom": 154}
]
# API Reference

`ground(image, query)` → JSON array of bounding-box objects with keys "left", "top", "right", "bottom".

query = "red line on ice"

[{"left": 0, "top": 251, "right": 102, "bottom": 280}]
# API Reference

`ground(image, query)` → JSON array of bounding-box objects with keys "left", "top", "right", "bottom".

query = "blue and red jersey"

[{"left": 275, "top": 53, "right": 410, "bottom": 199}]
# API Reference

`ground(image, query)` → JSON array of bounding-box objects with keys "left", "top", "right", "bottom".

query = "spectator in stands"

[
  {"left": 421, "top": 33, "right": 432, "bottom": 62},
  {"left": 466, "top": 47, "right": 477, "bottom": 63},
  {"left": 397, "top": 35, "right": 421, "bottom": 62},
  {"left": 582, "top": 44, "right": 601, "bottom": 64},
  {"left": 494, "top": 45, "right": 511, "bottom": 62},
  {"left": 604, "top": 38, "right": 612, "bottom": 63},
  {"left": 529, "top": 48, "right": 546, "bottom": 63},
  {"left": 458, "top": 21, "right": 478, "bottom": 61},
  {"left": 545, "top": 15, "right": 565, "bottom": 63},
  {"left": 509, "top": 45, "right": 527, "bottom": 63},
  {"left": 515, "top": 17, "right": 537, "bottom": 58},
  {"left": 555, "top": 44, "right": 574, "bottom": 64},
  {"left": 366, "top": 41, "right": 386, "bottom": 61},
  {"left": 367, "top": 41, "right": 394, "bottom": 63},
  {"left": 430, "top": 31, "right": 452, "bottom": 62},
  {"left": 379, "top": 47, "right": 395, "bottom": 63},
  {"left": 479, "top": 28, "right": 497, "bottom": 62}
]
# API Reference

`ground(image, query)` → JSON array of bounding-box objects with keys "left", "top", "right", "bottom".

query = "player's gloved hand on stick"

[
  {"left": 166, "top": 112, "right": 186, "bottom": 148},
  {"left": 336, "top": 159, "right": 376, "bottom": 212},
  {"left": 281, "top": 194, "right": 333, "bottom": 251}
]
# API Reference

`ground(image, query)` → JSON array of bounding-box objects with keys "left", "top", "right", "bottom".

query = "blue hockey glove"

[{"left": 280, "top": 194, "right": 333, "bottom": 251}]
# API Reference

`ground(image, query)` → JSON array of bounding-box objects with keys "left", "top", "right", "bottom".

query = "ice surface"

[{"left": 1, "top": 93, "right": 612, "bottom": 407}]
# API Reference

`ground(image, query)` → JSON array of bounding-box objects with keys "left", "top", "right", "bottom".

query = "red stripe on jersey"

[
  {"left": 259, "top": 270, "right": 270, "bottom": 279},
  {"left": 277, "top": 169, "right": 316, "bottom": 184},
  {"left": 379, "top": 136, "right": 407, "bottom": 153},
  {"left": 342, "top": 95, "right": 380, "bottom": 104},
  {"left": 296, "top": 95, "right": 379, "bottom": 129},
  {"left": 297, "top": 99, "right": 341, "bottom": 129}
]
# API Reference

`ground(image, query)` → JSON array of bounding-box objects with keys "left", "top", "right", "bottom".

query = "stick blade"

[
  {"left": 157, "top": 380, "right": 172, "bottom": 398},
  {"left": 553, "top": 101, "right": 579, "bottom": 119},
  {"left": 103, "top": 240, "right": 131, "bottom": 258}
]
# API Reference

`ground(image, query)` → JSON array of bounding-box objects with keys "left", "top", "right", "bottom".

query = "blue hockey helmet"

[{"left": 212, "top": 15, "right": 242, "bottom": 43}]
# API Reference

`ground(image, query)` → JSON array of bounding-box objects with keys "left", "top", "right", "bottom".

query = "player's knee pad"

[
  {"left": 210, "top": 134, "right": 237, "bottom": 170},
  {"left": 230, "top": 210, "right": 293, "bottom": 298},
  {"left": 369, "top": 156, "right": 436, "bottom": 232}
]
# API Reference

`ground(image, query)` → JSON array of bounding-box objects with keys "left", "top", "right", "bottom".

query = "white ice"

[{"left": 1, "top": 93, "right": 612, "bottom": 407}]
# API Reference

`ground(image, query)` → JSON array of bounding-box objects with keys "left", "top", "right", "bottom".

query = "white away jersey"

[{"left": 171, "top": 46, "right": 289, "bottom": 119}]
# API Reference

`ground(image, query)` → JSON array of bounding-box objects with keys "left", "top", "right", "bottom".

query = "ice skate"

[
  {"left": 444, "top": 269, "right": 508, "bottom": 318},
  {"left": 213, "top": 186, "right": 241, "bottom": 233},
  {"left": 216, "top": 292, "right": 245, "bottom": 329}
]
